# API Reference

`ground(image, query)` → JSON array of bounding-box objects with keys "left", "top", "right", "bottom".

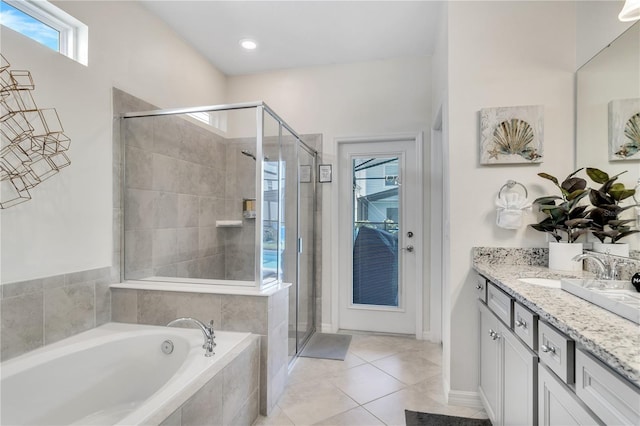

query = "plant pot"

[
  {"left": 591, "top": 242, "right": 629, "bottom": 257},
  {"left": 548, "top": 242, "right": 583, "bottom": 272}
]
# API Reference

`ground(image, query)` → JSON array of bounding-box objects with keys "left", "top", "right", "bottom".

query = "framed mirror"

[{"left": 576, "top": 21, "right": 640, "bottom": 259}]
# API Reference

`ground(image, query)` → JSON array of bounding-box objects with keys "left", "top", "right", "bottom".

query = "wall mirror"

[{"left": 576, "top": 21, "right": 640, "bottom": 259}]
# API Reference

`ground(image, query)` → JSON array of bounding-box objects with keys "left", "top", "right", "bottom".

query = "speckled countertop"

[{"left": 473, "top": 258, "right": 640, "bottom": 388}]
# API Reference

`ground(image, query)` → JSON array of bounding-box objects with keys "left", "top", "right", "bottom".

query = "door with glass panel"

[{"left": 338, "top": 137, "right": 421, "bottom": 334}]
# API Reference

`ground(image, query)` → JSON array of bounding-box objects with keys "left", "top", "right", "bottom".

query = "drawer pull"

[
  {"left": 476, "top": 284, "right": 483, "bottom": 290},
  {"left": 541, "top": 344, "right": 556, "bottom": 354},
  {"left": 515, "top": 319, "right": 527, "bottom": 329}
]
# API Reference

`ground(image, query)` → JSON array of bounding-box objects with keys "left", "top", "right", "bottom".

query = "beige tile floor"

[{"left": 254, "top": 333, "right": 488, "bottom": 426}]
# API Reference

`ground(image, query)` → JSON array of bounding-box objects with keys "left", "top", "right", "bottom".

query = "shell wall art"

[
  {"left": 609, "top": 98, "right": 640, "bottom": 161},
  {"left": 480, "top": 105, "right": 544, "bottom": 165},
  {"left": 0, "top": 54, "right": 71, "bottom": 209}
]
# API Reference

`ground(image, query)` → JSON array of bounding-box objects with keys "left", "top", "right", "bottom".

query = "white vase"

[
  {"left": 548, "top": 242, "right": 583, "bottom": 272},
  {"left": 591, "top": 242, "right": 629, "bottom": 257}
]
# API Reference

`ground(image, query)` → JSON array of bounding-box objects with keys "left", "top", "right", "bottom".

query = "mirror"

[{"left": 576, "top": 22, "right": 640, "bottom": 259}]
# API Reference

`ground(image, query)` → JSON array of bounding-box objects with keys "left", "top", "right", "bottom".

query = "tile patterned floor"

[{"left": 254, "top": 333, "right": 488, "bottom": 426}]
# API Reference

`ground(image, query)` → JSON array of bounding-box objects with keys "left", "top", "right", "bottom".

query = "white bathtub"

[{"left": 0, "top": 322, "right": 252, "bottom": 425}]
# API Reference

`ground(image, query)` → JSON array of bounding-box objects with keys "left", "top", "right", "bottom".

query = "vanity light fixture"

[
  {"left": 239, "top": 39, "right": 258, "bottom": 50},
  {"left": 619, "top": 0, "right": 640, "bottom": 22}
]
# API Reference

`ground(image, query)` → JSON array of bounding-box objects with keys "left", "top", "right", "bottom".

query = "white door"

[{"left": 337, "top": 135, "right": 422, "bottom": 334}]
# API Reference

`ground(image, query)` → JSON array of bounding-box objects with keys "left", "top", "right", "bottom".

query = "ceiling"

[{"left": 140, "top": 1, "right": 442, "bottom": 76}]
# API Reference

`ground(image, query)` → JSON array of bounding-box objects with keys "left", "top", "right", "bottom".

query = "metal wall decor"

[
  {"left": 0, "top": 54, "right": 71, "bottom": 209},
  {"left": 609, "top": 98, "right": 640, "bottom": 161},
  {"left": 480, "top": 105, "right": 544, "bottom": 165}
]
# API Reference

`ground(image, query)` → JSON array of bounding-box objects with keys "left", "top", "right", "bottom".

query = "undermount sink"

[
  {"left": 561, "top": 279, "right": 640, "bottom": 325},
  {"left": 517, "top": 277, "right": 562, "bottom": 288}
]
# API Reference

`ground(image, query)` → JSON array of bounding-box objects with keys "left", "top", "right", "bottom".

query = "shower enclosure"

[{"left": 120, "top": 101, "right": 316, "bottom": 359}]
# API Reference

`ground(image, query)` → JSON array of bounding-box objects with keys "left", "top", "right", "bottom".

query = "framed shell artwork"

[
  {"left": 609, "top": 98, "right": 640, "bottom": 161},
  {"left": 480, "top": 105, "right": 544, "bottom": 165}
]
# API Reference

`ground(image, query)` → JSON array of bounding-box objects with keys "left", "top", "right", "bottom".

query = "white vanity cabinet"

[
  {"left": 479, "top": 296, "right": 537, "bottom": 426},
  {"left": 538, "top": 363, "right": 602, "bottom": 426}
]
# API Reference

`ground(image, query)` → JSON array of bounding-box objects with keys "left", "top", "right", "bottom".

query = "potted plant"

[
  {"left": 530, "top": 168, "right": 591, "bottom": 271},
  {"left": 585, "top": 167, "right": 638, "bottom": 257}
]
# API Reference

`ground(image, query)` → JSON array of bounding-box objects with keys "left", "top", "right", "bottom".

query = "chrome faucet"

[
  {"left": 572, "top": 253, "right": 617, "bottom": 280},
  {"left": 167, "top": 317, "right": 216, "bottom": 357}
]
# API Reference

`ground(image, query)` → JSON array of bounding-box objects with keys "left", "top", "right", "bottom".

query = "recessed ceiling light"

[{"left": 240, "top": 39, "right": 257, "bottom": 50}]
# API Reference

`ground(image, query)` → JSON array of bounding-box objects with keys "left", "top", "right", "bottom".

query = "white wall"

[
  {"left": 430, "top": 0, "right": 450, "bottom": 383},
  {"left": 445, "top": 0, "right": 577, "bottom": 395},
  {"left": 576, "top": 0, "right": 634, "bottom": 68},
  {"left": 226, "top": 57, "right": 432, "bottom": 333},
  {"left": 1, "top": 0, "right": 227, "bottom": 283}
]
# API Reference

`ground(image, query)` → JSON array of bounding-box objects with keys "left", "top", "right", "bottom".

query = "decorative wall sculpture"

[
  {"left": 609, "top": 98, "right": 640, "bottom": 161},
  {"left": 480, "top": 105, "right": 544, "bottom": 165},
  {"left": 0, "top": 54, "right": 71, "bottom": 209}
]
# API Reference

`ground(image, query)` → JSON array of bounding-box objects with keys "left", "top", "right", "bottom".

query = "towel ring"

[{"left": 498, "top": 180, "right": 528, "bottom": 199}]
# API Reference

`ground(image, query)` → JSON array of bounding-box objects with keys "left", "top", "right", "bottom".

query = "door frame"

[{"left": 331, "top": 133, "right": 423, "bottom": 338}]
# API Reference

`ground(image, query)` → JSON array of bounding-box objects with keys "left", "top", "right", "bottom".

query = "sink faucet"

[
  {"left": 167, "top": 317, "right": 216, "bottom": 357},
  {"left": 572, "top": 253, "right": 617, "bottom": 280}
]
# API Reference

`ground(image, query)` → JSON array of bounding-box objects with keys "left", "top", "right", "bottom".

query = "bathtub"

[{"left": 0, "top": 322, "right": 253, "bottom": 425}]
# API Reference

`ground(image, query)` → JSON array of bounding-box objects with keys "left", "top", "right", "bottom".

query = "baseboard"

[
  {"left": 321, "top": 323, "right": 334, "bottom": 333},
  {"left": 447, "top": 389, "right": 484, "bottom": 409}
]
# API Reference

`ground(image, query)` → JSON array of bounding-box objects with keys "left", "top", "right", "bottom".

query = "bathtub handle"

[{"left": 167, "top": 317, "right": 216, "bottom": 357}]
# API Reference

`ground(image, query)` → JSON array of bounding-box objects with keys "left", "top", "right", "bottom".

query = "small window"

[{"left": 0, "top": 0, "right": 88, "bottom": 65}]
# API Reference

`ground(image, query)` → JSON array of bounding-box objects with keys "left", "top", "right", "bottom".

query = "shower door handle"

[{"left": 298, "top": 238, "right": 303, "bottom": 254}]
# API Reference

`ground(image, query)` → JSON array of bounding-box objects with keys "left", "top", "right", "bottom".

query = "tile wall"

[{"left": 0, "top": 266, "right": 112, "bottom": 360}]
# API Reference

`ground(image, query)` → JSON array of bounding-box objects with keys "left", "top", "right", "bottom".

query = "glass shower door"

[{"left": 296, "top": 145, "right": 315, "bottom": 352}]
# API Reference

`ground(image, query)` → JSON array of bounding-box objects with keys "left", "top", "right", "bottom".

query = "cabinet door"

[
  {"left": 502, "top": 324, "right": 537, "bottom": 425},
  {"left": 539, "top": 364, "right": 602, "bottom": 426},
  {"left": 479, "top": 302, "right": 500, "bottom": 423}
]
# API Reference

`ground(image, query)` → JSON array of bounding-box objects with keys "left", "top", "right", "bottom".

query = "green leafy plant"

[
  {"left": 586, "top": 167, "right": 638, "bottom": 243},
  {"left": 530, "top": 168, "right": 591, "bottom": 243}
]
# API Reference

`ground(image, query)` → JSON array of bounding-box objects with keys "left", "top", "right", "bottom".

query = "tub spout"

[{"left": 167, "top": 317, "right": 216, "bottom": 357}]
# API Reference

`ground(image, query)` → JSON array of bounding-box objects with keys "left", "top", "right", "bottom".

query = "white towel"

[{"left": 495, "top": 192, "right": 532, "bottom": 229}]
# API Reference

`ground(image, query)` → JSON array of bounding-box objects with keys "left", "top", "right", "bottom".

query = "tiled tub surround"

[
  {"left": 472, "top": 247, "right": 640, "bottom": 386},
  {"left": 110, "top": 282, "right": 289, "bottom": 416},
  {"left": 1, "top": 322, "right": 259, "bottom": 425},
  {"left": 0, "top": 266, "right": 112, "bottom": 361}
]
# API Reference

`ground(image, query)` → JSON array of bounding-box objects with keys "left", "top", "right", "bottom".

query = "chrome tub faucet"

[{"left": 167, "top": 317, "right": 216, "bottom": 357}]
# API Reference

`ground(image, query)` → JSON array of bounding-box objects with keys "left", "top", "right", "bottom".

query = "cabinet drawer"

[
  {"left": 487, "top": 283, "right": 513, "bottom": 328},
  {"left": 476, "top": 275, "right": 487, "bottom": 303},
  {"left": 514, "top": 302, "right": 538, "bottom": 351},
  {"left": 576, "top": 349, "right": 640, "bottom": 426},
  {"left": 538, "top": 321, "right": 575, "bottom": 384}
]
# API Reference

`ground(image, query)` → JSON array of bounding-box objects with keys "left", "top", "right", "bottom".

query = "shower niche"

[{"left": 120, "top": 102, "right": 316, "bottom": 294}]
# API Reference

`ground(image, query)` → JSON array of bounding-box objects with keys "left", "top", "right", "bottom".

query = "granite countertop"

[{"left": 473, "top": 261, "right": 640, "bottom": 387}]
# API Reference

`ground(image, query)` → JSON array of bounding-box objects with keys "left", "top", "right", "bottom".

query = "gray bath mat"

[
  {"left": 405, "top": 410, "right": 492, "bottom": 426},
  {"left": 299, "top": 333, "right": 352, "bottom": 360}
]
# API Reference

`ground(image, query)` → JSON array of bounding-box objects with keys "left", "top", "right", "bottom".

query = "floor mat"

[
  {"left": 405, "top": 410, "right": 492, "bottom": 426},
  {"left": 299, "top": 333, "right": 352, "bottom": 360}
]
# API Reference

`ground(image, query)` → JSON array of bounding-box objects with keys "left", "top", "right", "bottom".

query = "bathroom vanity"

[{"left": 473, "top": 258, "right": 640, "bottom": 426}]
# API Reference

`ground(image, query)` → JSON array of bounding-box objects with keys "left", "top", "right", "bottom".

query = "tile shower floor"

[{"left": 254, "top": 333, "right": 488, "bottom": 426}]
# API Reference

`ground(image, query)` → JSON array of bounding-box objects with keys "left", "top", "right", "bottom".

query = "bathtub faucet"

[{"left": 167, "top": 317, "right": 216, "bottom": 357}]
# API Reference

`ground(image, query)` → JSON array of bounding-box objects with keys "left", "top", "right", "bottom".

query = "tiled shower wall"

[
  {"left": 0, "top": 266, "right": 112, "bottom": 360},
  {"left": 121, "top": 95, "right": 257, "bottom": 282}
]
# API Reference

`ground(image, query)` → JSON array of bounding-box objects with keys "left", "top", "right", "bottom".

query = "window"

[{"left": 0, "top": 0, "right": 87, "bottom": 65}]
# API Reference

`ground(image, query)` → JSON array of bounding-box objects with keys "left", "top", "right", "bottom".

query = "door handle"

[{"left": 402, "top": 245, "right": 414, "bottom": 253}]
